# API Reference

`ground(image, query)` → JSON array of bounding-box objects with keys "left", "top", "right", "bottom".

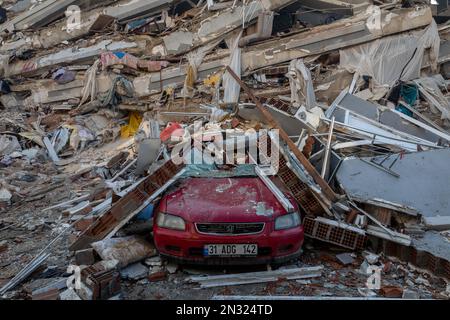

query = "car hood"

[{"left": 161, "top": 177, "right": 290, "bottom": 223}]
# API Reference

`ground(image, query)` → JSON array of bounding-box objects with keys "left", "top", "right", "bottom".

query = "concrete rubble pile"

[{"left": 0, "top": 0, "right": 450, "bottom": 300}]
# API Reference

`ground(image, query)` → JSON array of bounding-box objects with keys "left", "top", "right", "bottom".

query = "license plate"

[{"left": 204, "top": 244, "right": 258, "bottom": 257}]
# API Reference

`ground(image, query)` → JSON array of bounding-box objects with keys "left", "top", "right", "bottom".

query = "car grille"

[{"left": 196, "top": 223, "right": 265, "bottom": 235}]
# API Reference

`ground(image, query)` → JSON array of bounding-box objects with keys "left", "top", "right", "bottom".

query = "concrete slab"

[{"left": 337, "top": 149, "right": 450, "bottom": 218}]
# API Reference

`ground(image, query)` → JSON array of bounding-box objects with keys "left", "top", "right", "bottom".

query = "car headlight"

[
  {"left": 156, "top": 213, "right": 186, "bottom": 231},
  {"left": 275, "top": 212, "right": 301, "bottom": 230}
]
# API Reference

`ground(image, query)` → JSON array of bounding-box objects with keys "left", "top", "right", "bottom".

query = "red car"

[{"left": 153, "top": 177, "right": 304, "bottom": 265}]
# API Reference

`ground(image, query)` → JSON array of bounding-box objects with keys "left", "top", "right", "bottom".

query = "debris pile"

[{"left": 1, "top": 0, "right": 450, "bottom": 300}]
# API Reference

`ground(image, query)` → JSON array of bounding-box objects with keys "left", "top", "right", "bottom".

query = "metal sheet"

[{"left": 337, "top": 149, "right": 450, "bottom": 218}]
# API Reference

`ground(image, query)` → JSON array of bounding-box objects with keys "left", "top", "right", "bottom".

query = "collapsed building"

[{"left": 0, "top": 0, "right": 450, "bottom": 300}]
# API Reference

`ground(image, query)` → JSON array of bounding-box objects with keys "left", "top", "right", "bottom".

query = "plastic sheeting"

[
  {"left": 287, "top": 59, "right": 317, "bottom": 110},
  {"left": 340, "top": 21, "right": 440, "bottom": 87},
  {"left": 181, "top": 164, "right": 257, "bottom": 178},
  {"left": 0, "top": 135, "right": 21, "bottom": 157},
  {"left": 223, "top": 31, "right": 242, "bottom": 104},
  {"left": 414, "top": 76, "right": 450, "bottom": 120}
]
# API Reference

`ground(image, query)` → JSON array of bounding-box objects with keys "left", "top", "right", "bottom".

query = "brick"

[
  {"left": 82, "top": 268, "right": 121, "bottom": 300},
  {"left": 70, "top": 160, "right": 184, "bottom": 251}
]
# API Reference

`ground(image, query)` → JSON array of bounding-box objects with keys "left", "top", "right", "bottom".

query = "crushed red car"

[{"left": 153, "top": 177, "right": 304, "bottom": 265}]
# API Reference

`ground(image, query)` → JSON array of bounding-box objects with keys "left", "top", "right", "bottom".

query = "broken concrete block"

[
  {"left": 415, "top": 276, "right": 431, "bottom": 287},
  {"left": 0, "top": 240, "right": 8, "bottom": 253},
  {"left": 120, "top": 263, "right": 148, "bottom": 281},
  {"left": 383, "top": 261, "right": 393, "bottom": 274},
  {"left": 163, "top": 31, "right": 194, "bottom": 55},
  {"left": 165, "top": 263, "right": 178, "bottom": 274},
  {"left": 0, "top": 135, "right": 21, "bottom": 157},
  {"left": 64, "top": 201, "right": 92, "bottom": 216},
  {"left": 134, "top": 138, "right": 162, "bottom": 176},
  {"left": 197, "top": 1, "right": 263, "bottom": 42},
  {"left": 74, "top": 217, "right": 96, "bottom": 232},
  {"left": 337, "top": 149, "right": 450, "bottom": 219}
]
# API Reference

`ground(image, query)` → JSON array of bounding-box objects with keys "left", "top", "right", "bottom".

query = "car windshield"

[{"left": 181, "top": 164, "right": 258, "bottom": 179}]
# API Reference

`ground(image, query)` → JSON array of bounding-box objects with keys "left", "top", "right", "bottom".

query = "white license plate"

[{"left": 204, "top": 244, "right": 258, "bottom": 257}]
